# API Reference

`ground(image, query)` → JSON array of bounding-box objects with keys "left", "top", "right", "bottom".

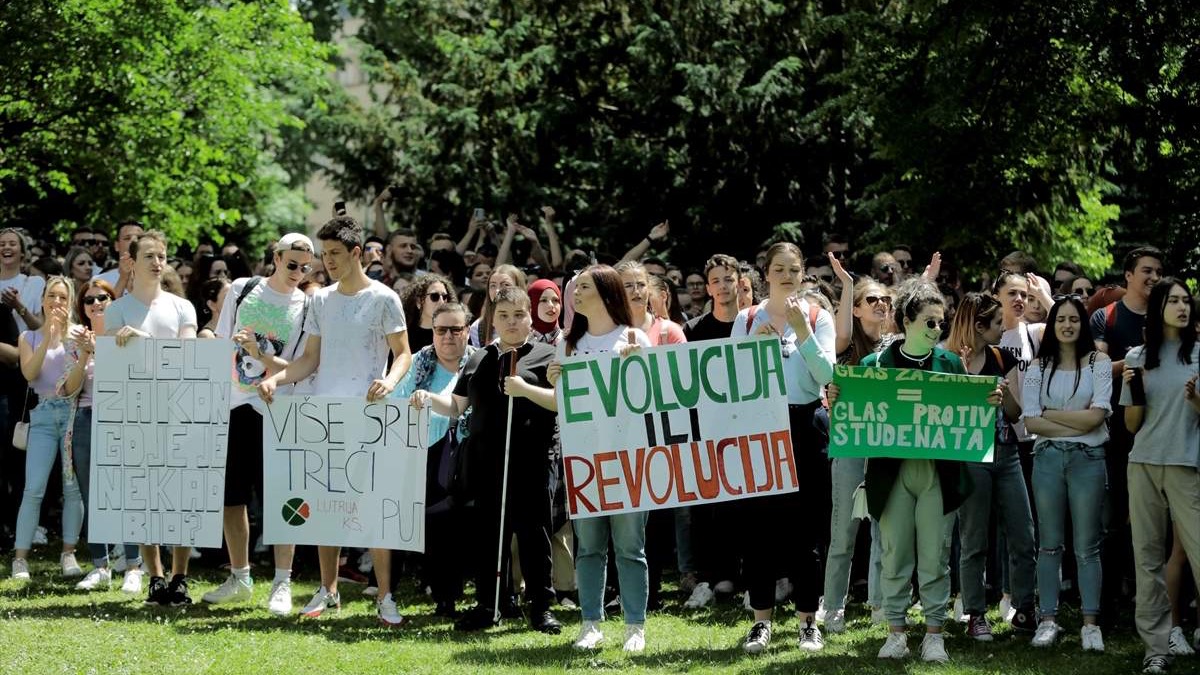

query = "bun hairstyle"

[{"left": 893, "top": 278, "right": 946, "bottom": 331}]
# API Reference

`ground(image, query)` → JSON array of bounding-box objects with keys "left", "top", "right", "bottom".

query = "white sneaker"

[
  {"left": 76, "top": 567, "right": 111, "bottom": 591},
  {"left": 300, "top": 586, "right": 340, "bottom": 618},
  {"left": 11, "top": 557, "right": 30, "bottom": 580},
  {"left": 1143, "top": 656, "right": 1170, "bottom": 674},
  {"left": 871, "top": 606, "right": 886, "bottom": 625},
  {"left": 798, "top": 618, "right": 824, "bottom": 652},
  {"left": 33, "top": 525, "right": 48, "bottom": 546},
  {"left": 362, "top": 585, "right": 378, "bottom": 598},
  {"left": 377, "top": 593, "right": 404, "bottom": 626},
  {"left": 560, "top": 596, "right": 578, "bottom": 609},
  {"left": 1081, "top": 624, "right": 1104, "bottom": 652},
  {"left": 202, "top": 574, "right": 253, "bottom": 604},
  {"left": 121, "top": 569, "right": 144, "bottom": 594},
  {"left": 742, "top": 591, "right": 752, "bottom": 610},
  {"left": 267, "top": 579, "right": 293, "bottom": 616},
  {"left": 357, "top": 550, "right": 374, "bottom": 573},
  {"left": 1169, "top": 626, "right": 1195, "bottom": 656},
  {"left": 824, "top": 607, "right": 847, "bottom": 634},
  {"left": 683, "top": 582, "right": 715, "bottom": 609},
  {"left": 111, "top": 548, "right": 127, "bottom": 573},
  {"left": 999, "top": 595, "right": 1016, "bottom": 623},
  {"left": 815, "top": 596, "right": 827, "bottom": 622},
  {"left": 950, "top": 595, "right": 964, "bottom": 623},
  {"left": 774, "top": 578, "right": 793, "bottom": 603},
  {"left": 713, "top": 579, "right": 735, "bottom": 594},
  {"left": 623, "top": 624, "right": 645, "bottom": 652},
  {"left": 61, "top": 552, "right": 83, "bottom": 578},
  {"left": 877, "top": 631, "right": 910, "bottom": 659},
  {"left": 1032, "top": 621, "right": 1061, "bottom": 647},
  {"left": 743, "top": 621, "right": 772, "bottom": 654},
  {"left": 573, "top": 621, "right": 604, "bottom": 650},
  {"left": 920, "top": 632, "right": 949, "bottom": 663}
]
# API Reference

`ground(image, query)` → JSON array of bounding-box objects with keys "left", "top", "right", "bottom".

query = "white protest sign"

[
  {"left": 262, "top": 396, "right": 429, "bottom": 552},
  {"left": 89, "top": 337, "right": 233, "bottom": 547},
  {"left": 556, "top": 335, "right": 796, "bottom": 518}
]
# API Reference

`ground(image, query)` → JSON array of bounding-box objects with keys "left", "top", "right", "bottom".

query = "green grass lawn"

[{"left": 0, "top": 555, "right": 1170, "bottom": 674}]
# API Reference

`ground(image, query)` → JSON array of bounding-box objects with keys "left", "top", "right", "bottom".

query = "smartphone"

[
  {"left": 473, "top": 207, "right": 484, "bottom": 221},
  {"left": 333, "top": 200, "right": 346, "bottom": 215}
]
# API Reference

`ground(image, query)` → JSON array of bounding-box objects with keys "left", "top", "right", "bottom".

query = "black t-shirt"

[
  {"left": 1090, "top": 299, "right": 1145, "bottom": 407},
  {"left": 408, "top": 325, "right": 433, "bottom": 353},
  {"left": 453, "top": 340, "right": 557, "bottom": 495},
  {"left": 890, "top": 343, "right": 934, "bottom": 371},
  {"left": 683, "top": 312, "right": 733, "bottom": 343}
]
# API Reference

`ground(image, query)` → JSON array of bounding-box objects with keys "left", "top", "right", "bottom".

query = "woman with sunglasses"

[
  {"left": 945, "top": 293, "right": 1036, "bottom": 640},
  {"left": 71, "top": 279, "right": 146, "bottom": 591},
  {"left": 822, "top": 253, "right": 893, "bottom": 633},
  {"left": 1022, "top": 294, "right": 1111, "bottom": 652},
  {"left": 546, "top": 264, "right": 652, "bottom": 652},
  {"left": 730, "top": 242, "right": 836, "bottom": 655},
  {"left": 833, "top": 278, "right": 1000, "bottom": 663},
  {"left": 1121, "top": 279, "right": 1200, "bottom": 672},
  {"left": 401, "top": 274, "right": 456, "bottom": 352}
]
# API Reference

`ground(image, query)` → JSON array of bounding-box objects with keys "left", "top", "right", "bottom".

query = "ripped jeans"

[{"left": 1031, "top": 440, "right": 1107, "bottom": 617}]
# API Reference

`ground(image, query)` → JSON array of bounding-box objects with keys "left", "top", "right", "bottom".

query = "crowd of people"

[{"left": 0, "top": 203, "right": 1197, "bottom": 674}]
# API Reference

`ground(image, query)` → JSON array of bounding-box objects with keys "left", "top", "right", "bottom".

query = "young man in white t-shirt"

[
  {"left": 103, "top": 230, "right": 199, "bottom": 606},
  {"left": 258, "top": 217, "right": 412, "bottom": 625},
  {"left": 200, "top": 233, "right": 316, "bottom": 615}
]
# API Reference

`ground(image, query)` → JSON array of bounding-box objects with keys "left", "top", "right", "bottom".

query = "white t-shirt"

[
  {"left": 104, "top": 291, "right": 197, "bottom": 338},
  {"left": 1022, "top": 352, "right": 1112, "bottom": 449},
  {"left": 0, "top": 274, "right": 45, "bottom": 333},
  {"left": 216, "top": 277, "right": 313, "bottom": 411},
  {"left": 305, "top": 280, "right": 406, "bottom": 397},
  {"left": 556, "top": 324, "right": 651, "bottom": 358},
  {"left": 1000, "top": 322, "right": 1044, "bottom": 442}
]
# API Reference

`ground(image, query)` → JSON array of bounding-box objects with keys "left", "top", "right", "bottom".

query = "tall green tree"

[{"left": 0, "top": 0, "right": 333, "bottom": 249}]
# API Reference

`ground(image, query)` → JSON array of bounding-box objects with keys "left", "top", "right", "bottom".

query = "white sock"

[
  {"left": 232, "top": 566, "right": 251, "bottom": 582},
  {"left": 274, "top": 568, "right": 290, "bottom": 583}
]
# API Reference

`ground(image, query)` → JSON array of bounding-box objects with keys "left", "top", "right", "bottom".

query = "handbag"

[{"left": 11, "top": 387, "right": 31, "bottom": 451}]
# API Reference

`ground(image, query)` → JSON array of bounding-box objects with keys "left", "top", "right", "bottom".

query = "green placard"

[{"left": 828, "top": 365, "right": 1000, "bottom": 462}]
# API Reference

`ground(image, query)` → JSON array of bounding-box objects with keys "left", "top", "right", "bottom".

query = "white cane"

[{"left": 493, "top": 347, "right": 518, "bottom": 624}]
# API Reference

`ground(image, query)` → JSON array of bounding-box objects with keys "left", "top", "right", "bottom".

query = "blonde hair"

[{"left": 41, "top": 275, "right": 76, "bottom": 324}]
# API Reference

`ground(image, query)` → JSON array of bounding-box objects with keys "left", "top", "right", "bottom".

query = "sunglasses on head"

[
  {"left": 864, "top": 295, "right": 893, "bottom": 307},
  {"left": 284, "top": 261, "right": 313, "bottom": 274},
  {"left": 426, "top": 292, "right": 450, "bottom": 302},
  {"left": 433, "top": 325, "right": 466, "bottom": 336},
  {"left": 83, "top": 294, "right": 110, "bottom": 305},
  {"left": 925, "top": 319, "right": 948, "bottom": 331}
]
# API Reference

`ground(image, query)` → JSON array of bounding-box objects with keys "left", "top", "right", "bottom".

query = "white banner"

[
  {"left": 89, "top": 337, "right": 233, "bottom": 547},
  {"left": 262, "top": 396, "right": 429, "bottom": 552},
  {"left": 556, "top": 335, "right": 796, "bottom": 518}
]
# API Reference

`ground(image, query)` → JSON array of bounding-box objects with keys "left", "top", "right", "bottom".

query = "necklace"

[{"left": 899, "top": 346, "right": 932, "bottom": 368}]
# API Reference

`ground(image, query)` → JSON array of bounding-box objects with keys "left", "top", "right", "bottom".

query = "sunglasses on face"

[
  {"left": 83, "top": 294, "right": 110, "bottom": 305},
  {"left": 925, "top": 319, "right": 948, "bottom": 331},
  {"left": 426, "top": 292, "right": 450, "bottom": 302},
  {"left": 1075, "top": 287, "right": 1093, "bottom": 296},
  {"left": 1052, "top": 293, "right": 1084, "bottom": 303},
  {"left": 433, "top": 325, "right": 466, "bottom": 336},
  {"left": 284, "top": 261, "right": 313, "bottom": 274},
  {"left": 864, "top": 295, "right": 893, "bottom": 307},
  {"left": 818, "top": 274, "right": 834, "bottom": 283},
  {"left": 895, "top": 259, "right": 911, "bottom": 269}
]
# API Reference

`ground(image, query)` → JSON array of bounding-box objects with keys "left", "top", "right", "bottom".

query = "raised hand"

[
  {"left": 921, "top": 252, "right": 943, "bottom": 282},
  {"left": 828, "top": 251, "right": 852, "bottom": 285},
  {"left": 648, "top": 220, "right": 669, "bottom": 242}
]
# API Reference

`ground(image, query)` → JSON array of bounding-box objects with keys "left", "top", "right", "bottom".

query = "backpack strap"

[
  {"left": 745, "top": 305, "right": 758, "bottom": 334},
  {"left": 231, "top": 276, "right": 263, "bottom": 327},
  {"left": 1104, "top": 302, "right": 1118, "bottom": 331},
  {"left": 808, "top": 304, "right": 819, "bottom": 331},
  {"left": 288, "top": 293, "right": 312, "bottom": 360}
]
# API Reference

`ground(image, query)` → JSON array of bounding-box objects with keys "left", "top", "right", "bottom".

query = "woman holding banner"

[
  {"left": 946, "top": 292, "right": 1037, "bottom": 640},
  {"left": 10, "top": 276, "right": 86, "bottom": 581},
  {"left": 547, "top": 264, "right": 652, "bottom": 652},
  {"left": 834, "top": 278, "right": 1002, "bottom": 664},
  {"left": 1022, "top": 295, "right": 1111, "bottom": 652},
  {"left": 730, "top": 242, "right": 836, "bottom": 655}
]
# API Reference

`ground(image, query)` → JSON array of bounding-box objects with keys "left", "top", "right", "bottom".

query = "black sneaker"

[
  {"left": 530, "top": 610, "right": 563, "bottom": 634},
  {"left": 454, "top": 605, "right": 498, "bottom": 632},
  {"left": 499, "top": 597, "right": 523, "bottom": 619},
  {"left": 166, "top": 574, "right": 193, "bottom": 606},
  {"left": 1010, "top": 608, "right": 1037, "bottom": 633},
  {"left": 144, "top": 576, "right": 169, "bottom": 606}
]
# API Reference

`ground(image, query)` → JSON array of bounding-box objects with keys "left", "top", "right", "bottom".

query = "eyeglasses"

[
  {"left": 864, "top": 295, "right": 893, "bottom": 307},
  {"left": 1052, "top": 293, "right": 1084, "bottom": 303},
  {"left": 426, "top": 292, "right": 450, "bottom": 302},
  {"left": 895, "top": 258, "right": 911, "bottom": 269},
  {"left": 1075, "top": 287, "right": 1094, "bottom": 296},
  {"left": 878, "top": 264, "right": 894, "bottom": 275},
  {"left": 284, "top": 261, "right": 313, "bottom": 274},
  {"left": 433, "top": 325, "right": 466, "bottom": 336},
  {"left": 83, "top": 294, "right": 110, "bottom": 305},
  {"left": 818, "top": 274, "right": 834, "bottom": 283},
  {"left": 925, "top": 319, "right": 948, "bottom": 331}
]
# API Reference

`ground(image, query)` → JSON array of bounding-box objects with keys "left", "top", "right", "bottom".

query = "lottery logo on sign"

[{"left": 281, "top": 498, "right": 310, "bottom": 526}]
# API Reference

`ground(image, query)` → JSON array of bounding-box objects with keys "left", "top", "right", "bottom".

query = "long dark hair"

[
  {"left": 1143, "top": 277, "right": 1197, "bottom": 370},
  {"left": 401, "top": 273, "right": 456, "bottom": 330},
  {"left": 1035, "top": 295, "right": 1096, "bottom": 396},
  {"left": 564, "top": 264, "right": 635, "bottom": 353}
]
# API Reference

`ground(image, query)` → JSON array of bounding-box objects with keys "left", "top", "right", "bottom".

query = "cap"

[{"left": 276, "top": 232, "right": 314, "bottom": 253}]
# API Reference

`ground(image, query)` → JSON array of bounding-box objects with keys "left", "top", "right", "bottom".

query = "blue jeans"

[
  {"left": 1032, "top": 440, "right": 1107, "bottom": 617},
  {"left": 15, "top": 398, "right": 83, "bottom": 551},
  {"left": 575, "top": 512, "right": 649, "bottom": 624},
  {"left": 70, "top": 407, "right": 141, "bottom": 568},
  {"left": 823, "top": 456, "right": 882, "bottom": 611},
  {"left": 958, "top": 442, "right": 1036, "bottom": 615}
]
